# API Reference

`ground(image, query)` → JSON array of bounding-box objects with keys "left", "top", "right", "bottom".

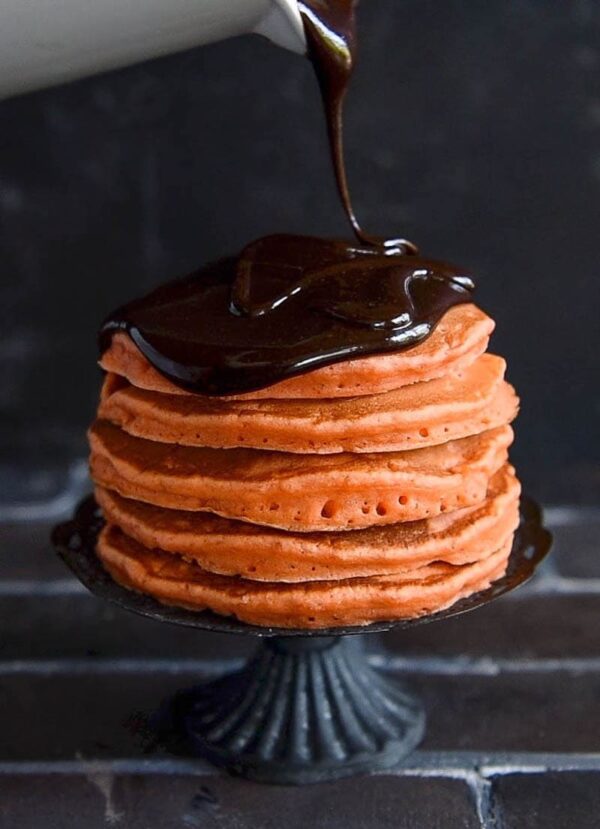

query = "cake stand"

[{"left": 53, "top": 497, "right": 551, "bottom": 785}]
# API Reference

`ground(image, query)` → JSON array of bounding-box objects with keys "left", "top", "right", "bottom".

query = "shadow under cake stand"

[{"left": 53, "top": 497, "right": 551, "bottom": 785}]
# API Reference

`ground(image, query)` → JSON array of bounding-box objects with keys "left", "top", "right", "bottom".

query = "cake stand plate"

[{"left": 53, "top": 497, "right": 551, "bottom": 785}]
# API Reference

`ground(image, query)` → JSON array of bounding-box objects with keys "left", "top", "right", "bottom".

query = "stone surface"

[
  {"left": 1, "top": 489, "right": 599, "bottom": 825},
  {"left": 414, "top": 672, "right": 600, "bottom": 753},
  {"left": 0, "top": 773, "right": 479, "bottom": 829},
  {"left": 551, "top": 522, "right": 600, "bottom": 579},
  {"left": 0, "top": 520, "right": 71, "bottom": 580},
  {"left": 491, "top": 772, "right": 600, "bottom": 829},
  {"left": 377, "top": 594, "right": 600, "bottom": 660},
  {"left": 2, "top": 593, "right": 600, "bottom": 662},
  {"left": 1, "top": 668, "right": 599, "bottom": 761},
  {"left": 0, "top": 594, "right": 249, "bottom": 661}
]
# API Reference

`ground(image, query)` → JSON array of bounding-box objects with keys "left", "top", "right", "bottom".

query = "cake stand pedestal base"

[
  {"left": 177, "top": 635, "right": 424, "bottom": 784},
  {"left": 53, "top": 496, "right": 551, "bottom": 786}
]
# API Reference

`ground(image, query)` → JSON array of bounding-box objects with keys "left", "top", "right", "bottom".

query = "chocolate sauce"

[
  {"left": 100, "top": 1, "right": 475, "bottom": 395},
  {"left": 298, "top": 1, "right": 360, "bottom": 242},
  {"left": 100, "top": 234, "right": 473, "bottom": 395},
  {"left": 298, "top": 1, "right": 416, "bottom": 253}
]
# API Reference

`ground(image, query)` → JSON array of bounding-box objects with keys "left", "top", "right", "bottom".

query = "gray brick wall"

[{"left": 0, "top": 0, "right": 599, "bottom": 503}]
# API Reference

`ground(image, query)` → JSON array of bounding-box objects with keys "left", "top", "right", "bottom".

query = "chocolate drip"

[
  {"left": 99, "top": 3, "right": 475, "bottom": 395},
  {"left": 298, "top": 1, "right": 415, "bottom": 253},
  {"left": 298, "top": 1, "right": 360, "bottom": 242},
  {"left": 100, "top": 234, "right": 473, "bottom": 396}
]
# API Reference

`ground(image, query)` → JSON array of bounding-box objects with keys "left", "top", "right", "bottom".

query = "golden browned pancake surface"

[
  {"left": 96, "top": 464, "right": 520, "bottom": 581},
  {"left": 100, "top": 304, "right": 493, "bottom": 400},
  {"left": 98, "top": 354, "right": 518, "bottom": 453},
  {"left": 97, "top": 524, "right": 512, "bottom": 628}
]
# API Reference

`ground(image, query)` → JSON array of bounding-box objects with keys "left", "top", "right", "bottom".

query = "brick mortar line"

[
  {"left": 0, "top": 749, "right": 597, "bottom": 827},
  {"left": 545, "top": 505, "right": 600, "bottom": 526},
  {"left": 0, "top": 461, "right": 88, "bottom": 522},
  {"left": 2, "top": 751, "right": 600, "bottom": 777},
  {"left": 0, "top": 658, "right": 245, "bottom": 676},
  {"left": 2, "top": 655, "right": 600, "bottom": 676},
  {"left": 370, "top": 654, "right": 600, "bottom": 675},
  {"left": 525, "top": 576, "right": 600, "bottom": 595},
  {"left": 471, "top": 775, "right": 496, "bottom": 829},
  {"left": 0, "top": 580, "right": 86, "bottom": 596}
]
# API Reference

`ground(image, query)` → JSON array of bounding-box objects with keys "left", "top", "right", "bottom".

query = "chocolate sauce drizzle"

[
  {"left": 100, "top": 1, "right": 475, "bottom": 396},
  {"left": 100, "top": 234, "right": 473, "bottom": 395},
  {"left": 298, "top": 1, "right": 361, "bottom": 242},
  {"left": 298, "top": 1, "right": 416, "bottom": 253}
]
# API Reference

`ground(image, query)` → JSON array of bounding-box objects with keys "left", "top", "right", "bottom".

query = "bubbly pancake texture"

[
  {"left": 89, "top": 298, "right": 521, "bottom": 628},
  {"left": 98, "top": 354, "right": 518, "bottom": 454},
  {"left": 89, "top": 419, "right": 512, "bottom": 531},
  {"left": 87, "top": 0, "right": 523, "bottom": 627},
  {"left": 97, "top": 525, "right": 512, "bottom": 628},
  {"left": 99, "top": 304, "right": 493, "bottom": 400},
  {"left": 95, "top": 464, "right": 520, "bottom": 582}
]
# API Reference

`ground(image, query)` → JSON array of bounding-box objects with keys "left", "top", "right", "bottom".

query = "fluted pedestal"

[
  {"left": 53, "top": 495, "right": 551, "bottom": 786},
  {"left": 180, "top": 636, "right": 425, "bottom": 784}
]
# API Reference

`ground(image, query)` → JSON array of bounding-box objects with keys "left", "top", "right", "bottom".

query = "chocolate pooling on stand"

[{"left": 100, "top": 1, "right": 475, "bottom": 396}]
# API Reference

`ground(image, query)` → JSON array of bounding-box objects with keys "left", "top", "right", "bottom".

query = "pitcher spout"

[{"left": 254, "top": 0, "right": 306, "bottom": 54}]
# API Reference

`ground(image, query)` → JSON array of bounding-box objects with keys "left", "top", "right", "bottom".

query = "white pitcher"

[{"left": 0, "top": 0, "right": 306, "bottom": 99}]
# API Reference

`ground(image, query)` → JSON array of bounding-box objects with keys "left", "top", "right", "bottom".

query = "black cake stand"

[{"left": 53, "top": 497, "right": 551, "bottom": 785}]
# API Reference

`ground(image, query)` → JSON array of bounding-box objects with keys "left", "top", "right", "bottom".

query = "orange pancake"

[
  {"left": 95, "top": 464, "right": 520, "bottom": 581},
  {"left": 96, "top": 525, "right": 512, "bottom": 628},
  {"left": 100, "top": 304, "right": 493, "bottom": 400},
  {"left": 89, "top": 419, "right": 512, "bottom": 531},
  {"left": 98, "top": 353, "right": 518, "bottom": 454}
]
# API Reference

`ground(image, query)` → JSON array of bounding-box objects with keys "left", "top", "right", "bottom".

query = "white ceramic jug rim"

[{"left": 0, "top": 0, "right": 306, "bottom": 99}]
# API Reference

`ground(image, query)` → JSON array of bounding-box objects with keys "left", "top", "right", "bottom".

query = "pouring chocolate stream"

[
  {"left": 100, "top": 1, "right": 474, "bottom": 395},
  {"left": 298, "top": 0, "right": 415, "bottom": 253}
]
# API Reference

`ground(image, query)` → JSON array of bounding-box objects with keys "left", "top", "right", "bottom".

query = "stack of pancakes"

[{"left": 89, "top": 303, "right": 520, "bottom": 628}]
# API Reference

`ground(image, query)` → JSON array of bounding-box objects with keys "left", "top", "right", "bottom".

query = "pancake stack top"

[{"left": 89, "top": 245, "right": 521, "bottom": 628}]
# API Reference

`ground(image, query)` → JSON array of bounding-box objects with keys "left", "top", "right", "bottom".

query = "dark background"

[{"left": 0, "top": 0, "right": 598, "bottom": 504}]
